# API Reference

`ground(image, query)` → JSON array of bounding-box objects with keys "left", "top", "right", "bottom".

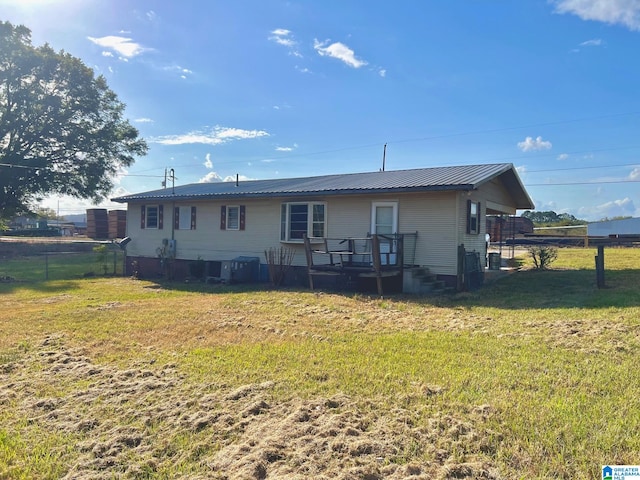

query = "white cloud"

[
  {"left": 553, "top": 0, "right": 640, "bottom": 31},
  {"left": 629, "top": 167, "right": 640, "bottom": 180},
  {"left": 162, "top": 65, "right": 193, "bottom": 79},
  {"left": 134, "top": 117, "right": 154, "bottom": 123},
  {"left": 313, "top": 39, "right": 368, "bottom": 68},
  {"left": 223, "top": 174, "right": 254, "bottom": 182},
  {"left": 517, "top": 136, "right": 553, "bottom": 152},
  {"left": 269, "top": 28, "right": 302, "bottom": 57},
  {"left": 152, "top": 126, "right": 269, "bottom": 145},
  {"left": 276, "top": 143, "right": 297, "bottom": 152},
  {"left": 102, "top": 51, "right": 114, "bottom": 57},
  {"left": 198, "top": 171, "right": 223, "bottom": 183},
  {"left": 580, "top": 38, "right": 603, "bottom": 46},
  {"left": 516, "top": 165, "right": 527, "bottom": 175},
  {"left": 204, "top": 153, "right": 213, "bottom": 169},
  {"left": 583, "top": 197, "right": 637, "bottom": 219},
  {"left": 557, "top": 153, "right": 569, "bottom": 160},
  {"left": 87, "top": 35, "right": 148, "bottom": 58},
  {"left": 378, "top": 68, "right": 387, "bottom": 77}
]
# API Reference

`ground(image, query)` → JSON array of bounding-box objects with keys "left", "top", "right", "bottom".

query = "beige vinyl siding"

[
  {"left": 457, "top": 191, "right": 488, "bottom": 262},
  {"left": 481, "top": 179, "right": 518, "bottom": 214},
  {"left": 399, "top": 191, "right": 459, "bottom": 276},
  {"left": 125, "top": 187, "right": 495, "bottom": 275},
  {"left": 174, "top": 199, "right": 290, "bottom": 263},
  {"left": 125, "top": 203, "right": 168, "bottom": 258}
]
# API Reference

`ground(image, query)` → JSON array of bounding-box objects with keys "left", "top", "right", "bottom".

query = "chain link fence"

[{"left": 0, "top": 238, "right": 126, "bottom": 282}]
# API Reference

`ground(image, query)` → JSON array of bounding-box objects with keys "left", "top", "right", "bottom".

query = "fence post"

[{"left": 595, "top": 245, "right": 605, "bottom": 288}]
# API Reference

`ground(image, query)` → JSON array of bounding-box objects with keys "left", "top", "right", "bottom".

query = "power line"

[{"left": 528, "top": 179, "right": 640, "bottom": 186}]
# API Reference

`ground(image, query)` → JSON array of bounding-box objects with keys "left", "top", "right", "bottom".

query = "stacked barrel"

[
  {"left": 86, "top": 209, "right": 108, "bottom": 239},
  {"left": 108, "top": 210, "right": 127, "bottom": 239}
]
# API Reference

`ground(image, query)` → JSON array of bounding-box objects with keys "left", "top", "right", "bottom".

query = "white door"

[{"left": 371, "top": 202, "right": 398, "bottom": 265}]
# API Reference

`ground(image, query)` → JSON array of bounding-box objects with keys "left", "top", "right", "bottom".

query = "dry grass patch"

[{"left": 1, "top": 247, "right": 639, "bottom": 479}]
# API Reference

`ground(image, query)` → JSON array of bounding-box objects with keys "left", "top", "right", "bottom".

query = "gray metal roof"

[{"left": 112, "top": 163, "right": 534, "bottom": 209}]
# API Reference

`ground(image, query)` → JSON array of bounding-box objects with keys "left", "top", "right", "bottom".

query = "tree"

[
  {"left": 0, "top": 21, "right": 147, "bottom": 220},
  {"left": 521, "top": 210, "right": 586, "bottom": 226},
  {"left": 33, "top": 207, "right": 60, "bottom": 220}
]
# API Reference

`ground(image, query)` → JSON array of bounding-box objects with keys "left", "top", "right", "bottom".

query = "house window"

[
  {"left": 220, "top": 205, "right": 245, "bottom": 230},
  {"left": 280, "top": 202, "right": 326, "bottom": 241},
  {"left": 141, "top": 204, "right": 163, "bottom": 229},
  {"left": 467, "top": 200, "right": 481, "bottom": 235},
  {"left": 227, "top": 206, "right": 240, "bottom": 230},
  {"left": 174, "top": 206, "right": 196, "bottom": 230}
]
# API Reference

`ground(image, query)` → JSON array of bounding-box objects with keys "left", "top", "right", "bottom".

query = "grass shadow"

[{"left": 434, "top": 268, "right": 640, "bottom": 309}]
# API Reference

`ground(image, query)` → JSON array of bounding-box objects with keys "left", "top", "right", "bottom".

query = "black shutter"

[
  {"left": 220, "top": 205, "right": 226, "bottom": 230},
  {"left": 191, "top": 206, "right": 197, "bottom": 230},
  {"left": 141, "top": 205, "right": 146, "bottom": 229},
  {"left": 158, "top": 205, "right": 164, "bottom": 229},
  {"left": 239, "top": 205, "right": 246, "bottom": 230}
]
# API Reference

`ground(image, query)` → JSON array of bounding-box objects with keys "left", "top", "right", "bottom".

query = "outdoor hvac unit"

[
  {"left": 231, "top": 256, "right": 260, "bottom": 283},
  {"left": 219, "top": 256, "right": 260, "bottom": 283}
]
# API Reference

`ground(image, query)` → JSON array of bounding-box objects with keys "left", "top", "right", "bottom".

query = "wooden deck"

[{"left": 303, "top": 234, "right": 405, "bottom": 296}]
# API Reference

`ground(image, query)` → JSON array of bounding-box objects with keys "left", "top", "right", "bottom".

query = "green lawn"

[{"left": 0, "top": 247, "right": 638, "bottom": 479}]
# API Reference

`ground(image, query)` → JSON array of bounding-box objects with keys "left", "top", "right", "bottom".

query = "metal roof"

[{"left": 112, "top": 163, "right": 534, "bottom": 209}]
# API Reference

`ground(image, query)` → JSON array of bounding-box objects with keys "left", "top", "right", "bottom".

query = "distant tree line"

[
  {"left": 522, "top": 211, "right": 633, "bottom": 227},
  {"left": 521, "top": 210, "right": 587, "bottom": 227}
]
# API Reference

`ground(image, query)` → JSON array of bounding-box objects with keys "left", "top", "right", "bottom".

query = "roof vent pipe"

[{"left": 236, "top": 174, "right": 239, "bottom": 187}]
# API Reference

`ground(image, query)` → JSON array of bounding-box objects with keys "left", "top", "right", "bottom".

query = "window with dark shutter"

[{"left": 467, "top": 200, "right": 480, "bottom": 235}]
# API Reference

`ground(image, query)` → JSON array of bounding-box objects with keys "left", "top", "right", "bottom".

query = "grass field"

[{"left": 1, "top": 247, "right": 639, "bottom": 479}]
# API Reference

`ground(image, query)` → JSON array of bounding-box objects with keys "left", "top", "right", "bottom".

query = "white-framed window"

[
  {"left": 220, "top": 205, "right": 245, "bottom": 230},
  {"left": 227, "top": 205, "right": 240, "bottom": 230},
  {"left": 174, "top": 206, "right": 196, "bottom": 230},
  {"left": 280, "top": 202, "right": 326, "bottom": 241},
  {"left": 467, "top": 200, "right": 480, "bottom": 235},
  {"left": 141, "top": 204, "right": 164, "bottom": 229}
]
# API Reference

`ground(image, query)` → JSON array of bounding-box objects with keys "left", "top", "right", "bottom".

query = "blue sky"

[{"left": 3, "top": 0, "right": 640, "bottom": 221}]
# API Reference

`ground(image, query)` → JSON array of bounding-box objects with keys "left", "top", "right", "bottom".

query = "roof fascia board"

[{"left": 112, "top": 184, "right": 476, "bottom": 203}]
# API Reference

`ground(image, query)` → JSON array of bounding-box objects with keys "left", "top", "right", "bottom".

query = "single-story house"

[{"left": 111, "top": 163, "right": 534, "bottom": 292}]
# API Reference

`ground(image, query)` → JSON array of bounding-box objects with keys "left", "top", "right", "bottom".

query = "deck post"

[
  {"left": 371, "top": 234, "right": 384, "bottom": 296},
  {"left": 303, "top": 234, "right": 315, "bottom": 290}
]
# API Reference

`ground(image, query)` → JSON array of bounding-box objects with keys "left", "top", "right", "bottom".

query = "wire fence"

[{"left": 0, "top": 239, "right": 126, "bottom": 282}]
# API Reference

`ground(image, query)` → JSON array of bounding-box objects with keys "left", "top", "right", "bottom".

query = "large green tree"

[{"left": 0, "top": 21, "right": 147, "bottom": 220}]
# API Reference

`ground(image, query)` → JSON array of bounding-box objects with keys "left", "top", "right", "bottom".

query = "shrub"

[
  {"left": 527, "top": 245, "right": 558, "bottom": 270},
  {"left": 264, "top": 247, "right": 295, "bottom": 287}
]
